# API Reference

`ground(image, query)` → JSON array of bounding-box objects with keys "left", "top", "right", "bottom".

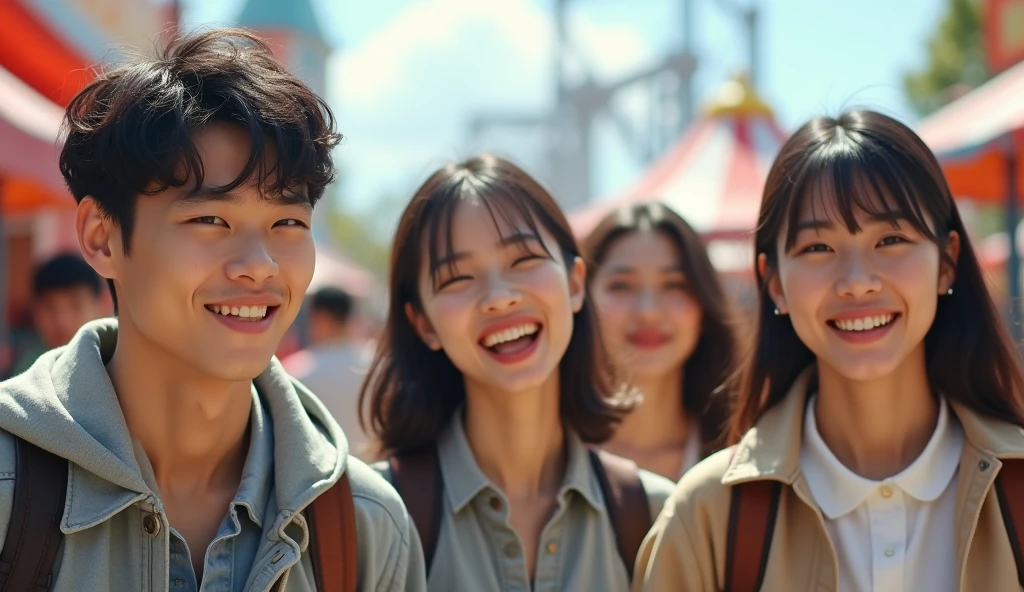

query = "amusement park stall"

[{"left": 0, "top": 0, "right": 175, "bottom": 368}]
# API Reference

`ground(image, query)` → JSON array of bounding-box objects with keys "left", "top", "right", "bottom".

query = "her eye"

[
  {"left": 666, "top": 281, "right": 689, "bottom": 291},
  {"left": 512, "top": 253, "right": 545, "bottom": 266},
  {"left": 801, "top": 243, "right": 832, "bottom": 254},
  {"left": 437, "top": 275, "right": 471, "bottom": 291},
  {"left": 606, "top": 281, "right": 632, "bottom": 292},
  {"left": 878, "top": 235, "right": 908, "bottom": 246},
  {"left": 191, "top": 216, "right": 227, "bottom": 226}
]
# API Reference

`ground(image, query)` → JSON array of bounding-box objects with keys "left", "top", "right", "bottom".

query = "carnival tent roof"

[{"left": 569, "top": 75, "right": 788, "bottom": 241}]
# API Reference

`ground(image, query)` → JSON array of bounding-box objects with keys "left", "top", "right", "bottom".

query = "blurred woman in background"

[{"left": 585, "top": 203, "right": 737, "bottom": 481}]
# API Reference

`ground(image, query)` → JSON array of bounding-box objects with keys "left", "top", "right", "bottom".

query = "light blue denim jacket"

[{"left": 0, "top": 319, "right": 427, "bottom": 592}]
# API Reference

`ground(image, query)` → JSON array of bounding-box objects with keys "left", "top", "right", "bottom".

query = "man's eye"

[
  {"left": 275, "top": 219, "right": 309, "bottom": 228},
  {"left": 192, "top": 216, "right": 226, "bottom": 226}
]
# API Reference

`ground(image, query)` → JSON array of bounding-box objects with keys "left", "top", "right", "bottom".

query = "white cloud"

[{"left": 327, "top": 0, "right": 655, "bottom": 216}]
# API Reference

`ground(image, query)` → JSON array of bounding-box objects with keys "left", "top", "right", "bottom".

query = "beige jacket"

[{"left": 634, "top": 369, "right": 1024, "bottom": 591}]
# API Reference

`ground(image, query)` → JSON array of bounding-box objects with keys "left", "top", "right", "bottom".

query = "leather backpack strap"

[
  {"left": 0, "top": 437, "right": 69, "bottom": 592},
  {"left": 723, "top": 479, "right": 782, "bottom": 592},
  {"left": 389, "top": 448, "right": 443, "bottom": 575},
  {"left": 589, "top": 449, "right": 651, "bottom": 580},
  {"left": 995, "top": 458, "right": 1024, "bottom": 587},
  {"left": 307, "top": 473, "right": 359, "bottom": 592}
]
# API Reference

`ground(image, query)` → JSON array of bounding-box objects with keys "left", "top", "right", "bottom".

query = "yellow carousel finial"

[{"left": 703, "top": 72, "right": 773, "bottom": 118}]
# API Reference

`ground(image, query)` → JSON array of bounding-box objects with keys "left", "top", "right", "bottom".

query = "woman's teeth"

[
  {"left": 208, "top": 305, "right": 269, "bottom": 320},
  {"left": 833, "top": 314, "right": 895, "bottom": 332},
  {"left": 481, "top": 323, "right": 539, "bottom": 348}
]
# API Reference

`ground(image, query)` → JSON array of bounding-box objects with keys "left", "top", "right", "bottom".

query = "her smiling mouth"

[{"left": 828, "top": 313, "right": 899, "bottom": 332}]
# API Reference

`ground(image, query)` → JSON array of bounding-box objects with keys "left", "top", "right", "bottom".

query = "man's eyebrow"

[{"left": 176, "top": 187, "right": 312, "bottom": 209}]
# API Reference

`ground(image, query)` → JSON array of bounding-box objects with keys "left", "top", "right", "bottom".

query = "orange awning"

[
  {"left": 0, "top": 63, "right": 73, "bottom": 214},
  {"left": 917, "top": 60, "right": 1024, "bottom": 202}
]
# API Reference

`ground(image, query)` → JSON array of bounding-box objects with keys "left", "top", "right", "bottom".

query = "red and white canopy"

[{"left": 570, "top": 76, "right": 788, "bottom": 241}]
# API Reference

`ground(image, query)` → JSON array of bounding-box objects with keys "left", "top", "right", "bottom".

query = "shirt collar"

[
  {"left": 133, "top": 385, "right": 274, "bottom": 528},
  {"left": 800, "top": 394, "right": 964, "bottom": 519},
  {"left": 436, "top": 409, "right": 604, "bottom": 514}
]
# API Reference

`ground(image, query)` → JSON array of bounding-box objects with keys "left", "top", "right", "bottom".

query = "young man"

[
  {"left": 285, "top": 287, "right": 373, "bottom": 458},
  {"left": 0, "top": 29, "right": 425, "bottom": 591},
  {"left": 10, "top": 253, "right": 109, "bottom": 376}
]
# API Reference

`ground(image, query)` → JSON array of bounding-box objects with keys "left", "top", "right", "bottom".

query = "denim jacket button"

[
  {"left": 271, "top": 550, "right": 285, "bottom": 564},
  {"left": 142, "top": 513, "right": 161, "bottom": 538}
]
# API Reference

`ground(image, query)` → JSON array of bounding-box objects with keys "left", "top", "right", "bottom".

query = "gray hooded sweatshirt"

[{"left": 0, "top": 319, "right": 427, "bottom": 591}]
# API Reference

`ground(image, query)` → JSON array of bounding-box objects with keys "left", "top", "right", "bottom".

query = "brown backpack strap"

[
  {"left": 589, "top": 449, "right": 651, "bottom": 580},
  {"left": 995, "top": 458, "right": 1024, "bottom": 587},
  {"left": 307, "top": 473, "right": 359, "bottom": 592},
  {"left": 389, "top": 448, "right": 443, "bottom": 575},
  {"left": 0, "top": 437, "right": 68, "bottom": 592},
  {"left": 723, "top": 479, "right": 782, "bottom": 592}
]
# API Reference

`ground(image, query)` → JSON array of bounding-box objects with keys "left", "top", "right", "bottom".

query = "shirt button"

[
  {"left": 884, "top": 547, "right": 895, "bottom": 557},
  {"left": 504, "top": 543, "right": 520, "bottom": 558},
  {"left": 489, "top": 497, "right": 503, "bottom": 511},
  {"left": 546, "top": 541, "right": 558, "bottom": 554},
  {"left": 880, "top": 486, "right": 893, "bottom": 498},
  {"left": 142, "top": 513, "right": 161, "bottom": 538},
  {"left": 271, "top": 549, "right": 285, "bottom": 564}
]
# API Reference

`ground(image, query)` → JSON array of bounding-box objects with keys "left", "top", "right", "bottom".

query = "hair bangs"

[
  {"left": 423, "top": 174, "right": 553, "bottom": 291},
  {"left": 782, "top": 138, "right": 943, "bottom": 251}
]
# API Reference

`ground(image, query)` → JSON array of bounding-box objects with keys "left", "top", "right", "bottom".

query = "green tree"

[{"left": 904, "top": 0, "right": 988, "bottom": 116}]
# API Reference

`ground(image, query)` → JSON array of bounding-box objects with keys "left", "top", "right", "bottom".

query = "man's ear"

[
  {"left": 405, "top": 302, "right": 441, "bottom": 351},
  {"left": 76, "top": 197, "right": 119, "bottom": 281}
]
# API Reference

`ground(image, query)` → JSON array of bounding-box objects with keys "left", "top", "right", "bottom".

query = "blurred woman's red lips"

[{"left": 627, "top": 327, "right": 672, "bottom": 348}]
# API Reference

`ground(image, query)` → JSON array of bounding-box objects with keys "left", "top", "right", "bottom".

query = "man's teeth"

[
  {"left": 482, "top": 323, "right": 539, "bottom": 347},
  {"left": 834, "top": 314, "right": 895, "bottom": 332},
  {"left": 209, "top": 305, "right": 269, "bottom": 319}
]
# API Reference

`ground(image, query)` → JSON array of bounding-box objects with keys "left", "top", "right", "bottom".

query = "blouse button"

[
  {"left": 546, "top": 541, "right": 558, "bottom": 555},
  {"left": 884, "top": 547, "right": 895, "bottom": 557},
  {"left": 142, "top": 513, "right": 161, "bottom": 538},
  {"left": 504, "top": 543, "right": 520, "bottom": 558},
  {"left": 880, "top": 486, "right": 892, "bottom": 498}
]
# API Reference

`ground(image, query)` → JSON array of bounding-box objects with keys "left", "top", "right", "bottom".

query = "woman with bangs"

[
  {"left": 360, "top": 154, "right": 675, "bottom": 591},
  {"left": 634, "top": 110, "right": 1024, "bottom": 591},
  {"left": 584, "top": 203, "right": 736, "bottom": 481}
]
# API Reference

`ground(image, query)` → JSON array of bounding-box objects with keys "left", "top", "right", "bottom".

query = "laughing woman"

[
  {"left": 361, "top": 155, "right": 674, "bottom": 591},
  {"left": 634, "top": 111, "right": 1024, "bottom": 591},
  {"left": 585, "top": 203, "right": 736, "bottom": 481}
]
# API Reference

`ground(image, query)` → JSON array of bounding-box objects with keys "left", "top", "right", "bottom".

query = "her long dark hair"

[
  {"left": 730, "top": 109, "right": 1024, "bottom": 443},
  {"left": 583, "top": 203, "right": 737, "bottom": 455},
  {"left": 360, "top": 154, "right": 630, "bottom": 458}
]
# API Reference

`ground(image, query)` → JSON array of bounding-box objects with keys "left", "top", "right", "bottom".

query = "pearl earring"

[
  {"left": 773, "top": 307, "right": 781, "bottom": 316},
  {"left": 947, "top": 288, "right": 953, "bottom": 295}
]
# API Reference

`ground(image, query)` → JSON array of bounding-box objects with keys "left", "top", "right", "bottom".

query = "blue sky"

[{"left": 184, "top": 0, "right": 948, "bottom": 225}]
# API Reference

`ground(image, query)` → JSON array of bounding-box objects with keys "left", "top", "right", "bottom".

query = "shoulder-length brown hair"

[
  {"left": 583, "top": 202, "right": 737, "bottom": 455},
  {"left": 361, "top": 154, "right": 630, "bottom": 457},
  {"left": 731, "top": 109, "right": 1024, "bottom": 443}
]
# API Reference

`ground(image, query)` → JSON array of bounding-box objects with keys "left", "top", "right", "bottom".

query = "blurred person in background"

[
  {"left": 10, "top": 253, "right": 109, "bottom": 376},
  {"left": 585, "top": 203, "right": 736, "bottom": 481},
  {"left": 284, "top": 286, "right": 373, "bottom": 457}
]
